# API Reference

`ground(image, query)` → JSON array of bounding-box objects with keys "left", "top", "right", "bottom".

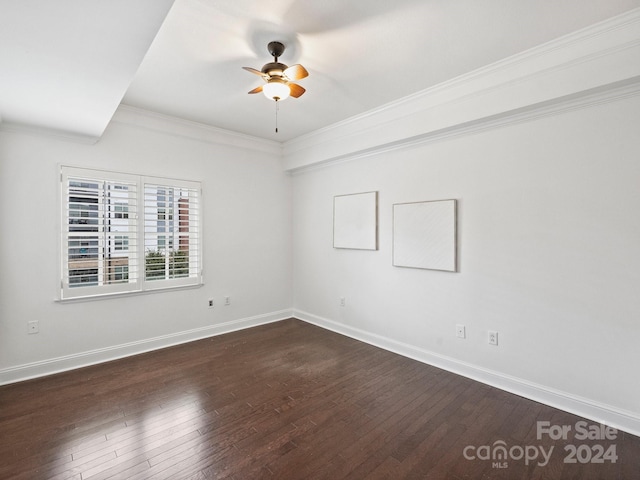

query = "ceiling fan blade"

[
  {"left": 243, "top": 66, "right": 267, "bottom": 77},
  {"left": 248, "top": 85, "right": 263, "bottom": 94},
  {"left": 289, "top": 83, "right": 306, "bottom": 98},
  {"left": 283, "top": 64, "right": 309, "bottom": 81}
]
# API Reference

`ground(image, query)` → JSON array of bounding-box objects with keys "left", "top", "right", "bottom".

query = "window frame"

[{"left": 60, "top": 166, "right": 203, "bottom": 300}]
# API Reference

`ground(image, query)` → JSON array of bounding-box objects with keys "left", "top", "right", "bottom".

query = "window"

[
  {"left": 113, "top": 202, "right": 129, "bottom": 219},
  {"left": 113, "top": 235, "right": 129, "bottom": 251},
  {"left": 61, "top": 166, "right": 201, "bottom": 300}
]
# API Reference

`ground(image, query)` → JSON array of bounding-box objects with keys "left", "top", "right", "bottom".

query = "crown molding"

[
  {"left": 287, "top": 77, "right": 640, "bottom": 175},
  {"left": 111, "top": 105, "right": 282, "bottom": 156},
  {"left": 283, "top": 7, "right": 640, "bottom": 172}
]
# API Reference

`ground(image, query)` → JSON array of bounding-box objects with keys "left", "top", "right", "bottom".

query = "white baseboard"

[
  {"left": 294, "top": 309, "right": 640, "bottom": 438},
  {"left": 0, "top": 309, "right": 293, "bottom": 386},
  {"left": 4, "top": 307, "right": 638, "bottom": 438}
]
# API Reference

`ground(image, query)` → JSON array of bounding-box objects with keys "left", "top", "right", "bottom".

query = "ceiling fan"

[{"left": 243, "top": 41, "right": 309, "bottom": 102}]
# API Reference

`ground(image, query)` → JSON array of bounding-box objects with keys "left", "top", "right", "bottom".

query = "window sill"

[{"left": 56, "top": 282, "right": 204, "bottom": 303}]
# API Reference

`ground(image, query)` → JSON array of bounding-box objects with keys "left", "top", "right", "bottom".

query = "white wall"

[
  {"left": 291, "top": 94, "right": 640, "bottom": 432},
  {"left": 1, "top": 7, "right": 638, "bottom": 438},
  {"left": 0, "top": 108, "right": 292, "bottom": 382}
]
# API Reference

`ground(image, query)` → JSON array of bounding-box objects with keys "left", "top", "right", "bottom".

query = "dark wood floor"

[{"left": 0, "top": 319, "right": 637, "bottom": 479}]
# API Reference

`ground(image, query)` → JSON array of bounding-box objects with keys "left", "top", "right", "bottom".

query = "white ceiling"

[
  {"left": 3, "top": 0, "right": 640, "bottom": 142},
  {"left": 0, "top": 0, "right": 174, "bottom": 141}
]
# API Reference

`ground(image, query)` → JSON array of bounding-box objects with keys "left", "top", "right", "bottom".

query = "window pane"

[
  {"left": 63, "top": 172, "right": 138, "bottom": 296},
  {"left": 144, "top": 183, "right": 199, "bottom": 282}
]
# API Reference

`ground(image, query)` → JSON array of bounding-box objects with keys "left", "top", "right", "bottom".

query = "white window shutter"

[
  {"left": 143, "top": 180, "right": 201, "bottom": 290},
  {"left": 61, "top": 167, "right": 201, "bottom": 300}
]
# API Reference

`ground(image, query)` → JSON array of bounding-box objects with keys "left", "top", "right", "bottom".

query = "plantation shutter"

[
  {"left": 143, "top": 180, "right": 201, "bottom": 289},
  {"left": 61, "top": 167, "right": 202, "bottom": 300},
  {"left": 61, "top": 167, "right": 139, "bottom": 299}
]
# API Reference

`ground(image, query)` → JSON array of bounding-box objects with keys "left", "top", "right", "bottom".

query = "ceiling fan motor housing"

[{"left": 262, "top": 62, "right": 287, "bottom": 77}]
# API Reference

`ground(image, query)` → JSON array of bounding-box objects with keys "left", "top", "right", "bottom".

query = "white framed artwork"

[
  {"left": 333, "top": 191, "right": 378, "bottom": 250},
  {"left": 393, "top": 199, "right": 457, "bottom": 271}
]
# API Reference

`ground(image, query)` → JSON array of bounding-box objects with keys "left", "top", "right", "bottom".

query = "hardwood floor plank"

[{"left": 1, "top": 318, "right": 638, "bottom": 480}]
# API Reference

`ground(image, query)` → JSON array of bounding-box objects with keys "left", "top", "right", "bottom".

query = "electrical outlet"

[
  {"left": 208, "top": 299, "right": 214, "bottom": 308},
  {"left": 456, "top": 324, "right": 466, "bottom": 339},
  {"left": 340, "top": 297, "right": 346, "bottom": 307},
  {"left": 488, "top": 330, "right": 498, "bottom": 346},
  {"left": 28, "top": 321, "right": 39, "bottom": 334},
  {"left": 224, "top": 296, "right": 231, "bottom": 306}
]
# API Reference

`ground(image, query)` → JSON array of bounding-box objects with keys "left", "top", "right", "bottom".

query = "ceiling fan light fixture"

[{"left": 263, "top": 78, "right": 290, "bottom": 101}]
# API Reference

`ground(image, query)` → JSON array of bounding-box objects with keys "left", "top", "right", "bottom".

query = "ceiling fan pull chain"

[{"left": 275, "top": 100, "right": 279, "bottom": 133}]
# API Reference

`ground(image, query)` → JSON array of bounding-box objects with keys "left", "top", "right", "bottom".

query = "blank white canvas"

[
  {"left": 333, "top": 192, "right": 378, "bottom": 250},
  {"left": 393, "top": 199, "right": 457, "bottom": 271}
]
